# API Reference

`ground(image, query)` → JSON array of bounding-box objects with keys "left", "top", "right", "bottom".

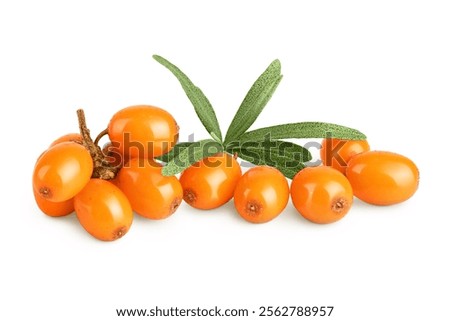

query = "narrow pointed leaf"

[
  {"left": 162, "top": 139, "right": 223, "bottom": 176},
  {"left": 227, "top": 142, "right": 307, "bottom": 179},
  {"left": 155, "top": 142, "right": 195, "bottom": 163},
  {"left": 229, "top": 140, "right": 312, "bottom": 162},
  {"left": 239, "top": 122, "right": 367, "bottom": 142},
  {"left": 224, "top": 59, "right": 282, "bottom": 144},
  {"left": 229, "top": 147, "right": 305, "bottom": 179},
  {"left": 153, "top": 55, "right": 222, "bottom": 141}
]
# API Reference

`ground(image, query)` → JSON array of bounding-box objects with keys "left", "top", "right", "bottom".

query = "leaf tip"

[
  {"left": 350, "top": 130, "right": 367, "bottom": 140},
  {"left": 152, "top": 54, "right": 166, "bottom": 64},
  {"left": 271, "top": 59, "right": 281, "bottom": 70}
]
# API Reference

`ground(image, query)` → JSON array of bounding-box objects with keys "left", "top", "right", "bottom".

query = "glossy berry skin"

[
  {"left": 33, "top": 188, "right": 74, "bottom": 217},
  {"left": 180, "top": 153, "right": 242, "bottom": 210},
  {"left": 49, "top": 133, "right": 83, "bottom": 147},
  {"left": 33, "top": 142, "right": 93, "bottom": 202},
  {"left": 117, "top": 158, "right": 183, "bottom": 219},
  {"left": 291, "top": 166, "right": 353, "bottom": 224},
  {"left": 346, "top": 151, "right": 419, "bottom": 205},
  {"left": 234, "top": 166, "right": 289, "bottom": 223},
  {"left": 102, "top": 142, "right": 123, "bottom": 168},
  {"left": 74, "top": 179, "right": 133, "bottom": 241},
  {"left": 108, "top": 105, "right": 179, "bottom": 159},
  {"left": 320, "top": 138, "right": 370, "bottom": 174}
]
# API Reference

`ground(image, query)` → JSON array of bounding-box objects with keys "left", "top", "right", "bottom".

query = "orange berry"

[
  {"left": 74, "top": 179, "right": 133, "bottom": 241},
  {"left": 102, "top": 142, "right": 123, "bottom": 168},
  {"left": 180, "top": 153, "right": 242, "bottom": 210},
  {"left": 234, "top": 166, "right": 289, "bottom": 223},
  {"left": 320, "top": 138, "right": 370, "bottom": 174},
  {"left": 33, "top": 188, "right": 74, "bottom": 217},
  {"left": 346, "top": 151, "right": 419, "bottom": 205},
  {"left": 117, "top": 158, "right": 183, "bottom": 219},
  {"left": 49, "top": 133, "right": 83, "bottom": 147},
  {"left": 33, "top": 142, "right": 93, "bottom": 202},
  {"left": 291, "top": 166, "right": 353, "bottom": 224},
  {"left": 108, "top": 105, "right": 179, "bottom": 159}
]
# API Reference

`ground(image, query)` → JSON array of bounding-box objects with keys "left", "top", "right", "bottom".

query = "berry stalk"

[{"left": 77, "top": 109, "right": 118, "bottom": 180}]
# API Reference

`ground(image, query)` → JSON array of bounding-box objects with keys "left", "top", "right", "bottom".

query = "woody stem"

[{"left": 77, "top": 109, "right": 118, "bottom": 180}]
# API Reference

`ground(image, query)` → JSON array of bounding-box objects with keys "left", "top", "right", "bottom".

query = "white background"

[{"left": 1, "top": 1, "right": 449, "bottom": 320}]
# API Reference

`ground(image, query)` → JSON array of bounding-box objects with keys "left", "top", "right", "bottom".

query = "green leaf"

[
  {"left": 210, "top": 131, "right": 222, "bottom": 143},
  {"left": 155, "top": 142, "right": 195, "bottom": 163},
  {"left": 228, "top": 140, "right": 312, "bottom": 162},
  {"left": 227, "top": 141, "right": 307, "bottom": 179},
  {"left": 162, "top": 139, "right": 223, "bottom": 176},
  {"left": 239, "top": 122, "right": 367, "bottom": 142},
  {"left": 224, "top": 59, "right": 282, "bottom": 145},
  {"left": 153, "top": 55, "right": 222, "bottom": 142}
]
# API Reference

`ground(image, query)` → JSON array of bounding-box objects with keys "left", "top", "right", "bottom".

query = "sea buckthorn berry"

[
  {"left": 320, "top": 138, "right": 370, "bottom": 174},
  {"left": 49, "top": 133, "right": 83, "bottom": 147},
  {"left": 108, "top": 105, "right": 179, "bottom": 159},
  {"left": 33, "top": 142, "right": 93, "bottom": 202},
  {"left": 74, "top": 179, "right": 133, "bottom": 241},
  {"left": 102, "top": 142, "right": 123, "bottom": 168},
  {"left": 180, "top": 153, "right": 242, "bottom": 210},
  {"left": 33, "top": 188, "right": 74, "bottom": 217},
  {"left": 346, "top": 151, "right": 419, "bottom": 205},
  {"left": 234, "top": 166, "right": 289, "bottom": 223},
  {"left": 291, "top": 166, "right": 353, "bottom": 224},
  {"left": 117, "top": 158, "right": 183, "bottom": 219}
]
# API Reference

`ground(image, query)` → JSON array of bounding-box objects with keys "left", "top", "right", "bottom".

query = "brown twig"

[{"left": 77, "top": 109, "right": 118, "bottom": 180}]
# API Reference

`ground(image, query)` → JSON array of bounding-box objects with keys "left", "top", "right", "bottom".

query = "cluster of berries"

[
  {"left": 32, "top": 104, "right": 419, "bottom": 242},
  {"left": 32, "top": 105, "right": 180, "bottom": 241}
]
